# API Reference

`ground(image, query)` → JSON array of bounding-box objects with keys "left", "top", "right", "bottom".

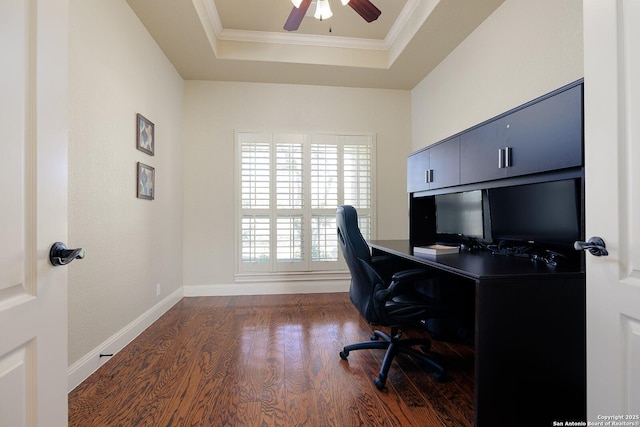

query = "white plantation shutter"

[
  {"left": 312, "top": 215, "right": 338, "bottom": 261},
  {"left": 241, "top": 142, "right": 270, "bottom": 209},
  {"left": 276, "top": 142, "right": 303, "bottom": 209},
  {"left": 344, "top": 140, "right": 372, "bottom": 240},
  {"left": 275, "top": 142, "right": 304, "bottom": 264},
  {"left": 311, "top": 143, "right": 338, "bottom": 209},
  {"left": 236, "top": 131, "right": 375, "bottom": 274},
  {"left": 241, "top": 216, "right": 270, "bottom": 262}
]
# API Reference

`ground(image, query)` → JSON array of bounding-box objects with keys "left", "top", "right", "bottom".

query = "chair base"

[{"left": 339, "top": 327, "right": 446, "bottom": 390}]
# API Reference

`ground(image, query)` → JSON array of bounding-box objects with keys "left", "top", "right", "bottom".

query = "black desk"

[{"left": 369, "top": 240, "right": 586, "bottom": 427}]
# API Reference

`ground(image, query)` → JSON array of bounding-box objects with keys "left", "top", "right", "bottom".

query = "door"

[
  {"left": 0, "top": 0, "right": 69, "bottom": 426},
  {"left": 584, "top": 0, "right": 640, "bottom": 419}
]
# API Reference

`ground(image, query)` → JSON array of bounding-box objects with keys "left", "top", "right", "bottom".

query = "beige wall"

[
  {"left": 411, "top": 0, "right": 584, "bottom": 151},
  {"left": 68, "top": 0, "right": 184, "bottom": 365},
  {"left": 182, "top": 81, "right": 411, "bottom": 289}
]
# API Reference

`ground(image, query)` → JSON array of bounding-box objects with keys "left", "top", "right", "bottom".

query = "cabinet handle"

[
  {"left": 505, "top": 146, "right": 512, "bottom": 168},
  {"left": 498, "top": 148, "right": 505, "bottom": 169},
  {"left": 424, "top": 169, "right": 434, "bottom": 183}
]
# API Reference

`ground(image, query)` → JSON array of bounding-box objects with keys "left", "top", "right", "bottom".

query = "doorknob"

[
  {"left": 49, "top": 242, "right": 86, "bottom": 266},
  {"left": 574, "top": 237, "right": 609, "bottom": 257}
]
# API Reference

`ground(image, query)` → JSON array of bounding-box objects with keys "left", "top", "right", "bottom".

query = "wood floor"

[{"left": 68, "top": 293, "right": 474, "bottom": 426}]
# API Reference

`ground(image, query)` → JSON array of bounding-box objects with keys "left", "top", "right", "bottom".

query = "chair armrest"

[
  {"left": 371, "top": 255, "right": 396, "bottom": 264},
  {"left": 375, "top": 269, "right": 434, "bottom": 302},
  {"left": 390, "top": 269, "right": 433, "bottom": 283}
]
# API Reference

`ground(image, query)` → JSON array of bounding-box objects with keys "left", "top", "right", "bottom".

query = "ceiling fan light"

[
  {"left": 341, "top": 0, "right": 350, "bottom": 5},
  {"left": 314, "top": 0, "right": 333, "bottom": 20},
  {"left": 291, "top": 0, "right": 303, "bottom": 7}
]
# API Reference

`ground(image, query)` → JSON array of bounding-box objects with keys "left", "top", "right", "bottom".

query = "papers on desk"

[{"left": 413, "top": 244, "right": 459, "bottom": 256}]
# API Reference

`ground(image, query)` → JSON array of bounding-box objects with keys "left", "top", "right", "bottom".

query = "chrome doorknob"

[
  {"left": 574, "top": 237, "right": 608, "bottom": 257},
  {"left": 49, "top": 242, "right": 86, "bottom": 266}
]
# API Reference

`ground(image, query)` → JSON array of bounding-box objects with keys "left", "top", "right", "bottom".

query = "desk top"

[{"left": 368, "top": 239, "right": 584, "bottom": 282}]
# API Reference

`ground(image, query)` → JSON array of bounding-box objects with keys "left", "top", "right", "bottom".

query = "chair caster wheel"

[
  {"left": 374, "top": 375, "right": 386, "bottom": 390},
  {"left": 339, "top": 350, "right": 349, "bottom": 360}
]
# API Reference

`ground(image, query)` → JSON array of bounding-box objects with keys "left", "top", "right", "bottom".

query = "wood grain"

[{"left": 69, "top": 293, "right": 474, "bottom": 426}]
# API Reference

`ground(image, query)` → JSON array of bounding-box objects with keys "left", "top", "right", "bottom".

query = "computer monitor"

[
  {"left": 488, "top": 179, "right": 581, "bottom": 247},
  {"left": 435, "top": 190, "right": 484, "bottom": 240}
]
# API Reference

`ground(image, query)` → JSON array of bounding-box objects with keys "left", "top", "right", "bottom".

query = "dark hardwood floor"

[{"left": 68, "top": 293, "right": 474, "bottom": 426}]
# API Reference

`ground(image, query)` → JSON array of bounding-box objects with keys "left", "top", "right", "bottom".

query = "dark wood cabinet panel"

[
  {"left": 497, "top": 84, "right": 583, "bottom": 177},
  {"left": 460, "top": 121, "right": 503, "bottom": 184},
  {"left": 429, "top": 136, "right": 460, "bottom": 189},
  {"left": 456, "top": 82, "right": 583, "bottom": 186},
  {"left": 407, "top": 148, "right": 430, "bottom": 193},
  {"left": 407, "top": 136, "right": 460, "bottom": 192}
]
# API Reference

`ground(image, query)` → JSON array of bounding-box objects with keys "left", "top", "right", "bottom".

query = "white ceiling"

[{"left": 126, "top": 0, "right": 505, "bottom": 90}]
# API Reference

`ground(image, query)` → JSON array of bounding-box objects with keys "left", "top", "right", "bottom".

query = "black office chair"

[{"left": 336, "top": 205, "right": 448, "bottom": 389}]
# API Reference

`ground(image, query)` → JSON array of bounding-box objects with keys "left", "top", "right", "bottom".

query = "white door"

[
  {"left": 584, "top": 0, "right": 640, "bottom": 419},
  {"left": 0, "top": 0, "right": 69, "bottom": 426}
]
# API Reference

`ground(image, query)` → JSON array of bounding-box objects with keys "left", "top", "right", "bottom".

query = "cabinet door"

[
  {"left": 429, "top": 136, "right": 460, "bottom": 189},
  {"left": 407, "top": 149, "right": 430, "bottom": 193},
  {"left": 460, "top": 120, "right": 505, "bottom": 184},
  {"left": 499, "top": 84, "right": 583, "bottom": 177}
]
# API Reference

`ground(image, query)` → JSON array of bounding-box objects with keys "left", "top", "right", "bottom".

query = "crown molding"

[
  {"left": 194, "top": 0, "right": 433, "bottom": 68},
  {"left": 218, "top": 28, "right": 387, "bottom": 50}
]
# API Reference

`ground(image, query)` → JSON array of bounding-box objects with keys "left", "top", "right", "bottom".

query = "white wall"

[
  {"left": 68, "top": 0, "right": 184, "bottom": 366},
  {"left": 182, "top": 81, "right": 411, "bottom": 290},
  {"left": 412, "top": 0, "right": 584, "bottom": 151}
]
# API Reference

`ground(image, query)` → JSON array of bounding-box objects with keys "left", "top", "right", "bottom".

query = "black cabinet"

[
  {"left": 407, "top": 136, "right": 460, "bottom": 193},
  {"left": 460, "top": 83, "right": 583, "bottom": 184},
  {"left": 407, "top": 149, "right": 430, "bottom": 193},
  {"left": 458, "top": 121, "right": 502, "bottom": 183}
]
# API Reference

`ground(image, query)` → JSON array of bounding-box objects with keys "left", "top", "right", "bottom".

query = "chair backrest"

[{"left": 336, "top": 205, "right": 384, "bottom": 323}]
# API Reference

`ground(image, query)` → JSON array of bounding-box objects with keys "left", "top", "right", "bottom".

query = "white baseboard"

[
  {"left": 67, "top": 287, "right": 183, "bottom": 392},
  {"left": 184, "top": 280, "right": 350, "bottom": 296}
]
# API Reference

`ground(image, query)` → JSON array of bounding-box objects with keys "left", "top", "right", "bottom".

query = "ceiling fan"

[{"left": 284, "top": 0, "right": 382, "bottom": 32}]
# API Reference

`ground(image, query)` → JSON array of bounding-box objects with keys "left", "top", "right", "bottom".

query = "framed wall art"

[
  {"left": 137, "top": 162, "right": 155, "bottom": 200},
  {"left": 136, "top": 113, "right": 154, "bottom": 156}
]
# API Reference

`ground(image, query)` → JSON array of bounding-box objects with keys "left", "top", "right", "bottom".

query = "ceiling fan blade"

[
  {"left": 348, "top": 0, "right": 382, "bottom": 23},
  {"left": 284, "top": 0, "right": 313, "bottom": 31}
]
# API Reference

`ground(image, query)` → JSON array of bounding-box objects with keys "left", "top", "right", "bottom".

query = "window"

[{"left": 236, "top": 131, "right": 375, "bottom": 274}]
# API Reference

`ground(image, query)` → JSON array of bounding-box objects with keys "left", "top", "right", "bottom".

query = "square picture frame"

[
  {"left": 137, "top": 162, "right": 155, "bottom": 200},
  {"left": 136, "top": 113, "right": 154, "bottom": 156}
]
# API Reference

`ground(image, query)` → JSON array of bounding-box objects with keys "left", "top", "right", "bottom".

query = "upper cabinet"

[
  {"left": 407, "top": 136, "right": 460, "bottom": 193},
  {"left": 460, "top": 83, "right": 583, "bottom": 184}
]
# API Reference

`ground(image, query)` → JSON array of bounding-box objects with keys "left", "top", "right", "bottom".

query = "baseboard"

[
  {"left": 183, "top": 280, "right": 350, "bottom": 296},
  {"left": 67, "top": 287, "right": 183, "bottom": 392}
]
